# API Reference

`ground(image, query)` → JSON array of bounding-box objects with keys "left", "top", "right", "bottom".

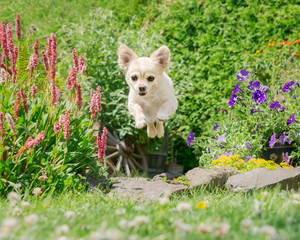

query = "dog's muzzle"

[{"left": 138, "top": 92, "right": 147, "bottom": 96}]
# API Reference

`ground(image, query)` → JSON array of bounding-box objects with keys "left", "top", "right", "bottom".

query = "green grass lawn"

[{"left": 0, "top": 187, "right": 299, "bottom": 240}]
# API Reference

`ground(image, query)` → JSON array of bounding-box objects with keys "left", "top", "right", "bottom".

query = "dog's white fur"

[{"left": 117, "top": 45, "right": 178, "bottom": 138}]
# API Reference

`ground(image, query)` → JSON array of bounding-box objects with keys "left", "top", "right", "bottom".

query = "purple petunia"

[
  {"left": 269, "top": 133, "right": 277, "bottom": 148},
  {"left": 216, "top": 133, "right": 226, "bottom": 143},
  {"left": 280, "top": 132, "right": 286, "bottom": 145},
  {"left": 236, "top": 69, "right": 249, "bottom": 81},
  {"left": 252, "top": 90, "right": 267, "bottom": 104},
  {"left": 262, "top": 85, "right": 269, "bottom": 93},
  {"left": 287, "top": 113, "right": 295, "bottom": 125},
  {"left": 245, "top": 141, "right": 252, "bottom": 151},
  {"left": 214, "top": 123, "right": 219, "bottom": 131},
  {"left": 247, "top": 81, "right": 261, "bottom": 91},
  {"left": 284, "top": 152, "right": 290, "bottom": 164},
  {"left": 282, "top": 81, "right": 295, "bottom": 92},
  {"left": 270, "top": 101, "right": 286, "bottom": 111},
  {"left": 245, "top": 156, "right": 252, "bottom": 162},
  {"left": 228, "top": 94, "right": 237, "bottom": 107},
  {"left": 187, "top": 131, "right": 195, "bottom": 147},
  {"left": 232, "top": 83, "right": 241, "bottom": 95}
]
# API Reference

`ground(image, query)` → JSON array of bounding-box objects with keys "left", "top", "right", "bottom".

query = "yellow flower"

[
  {"left": 197, "top": 202, "right": 207, "bottom": 209},
  {"left": 263, "top": 49, "right": 266, "bottom": 52},
  {"left": 256, "top": 50, "right": 261, "bottom": 54}
]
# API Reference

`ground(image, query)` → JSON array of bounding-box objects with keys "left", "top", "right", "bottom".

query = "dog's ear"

[
  {"left": 118, "top": 45, "right": 138, "bottom": 71},
  {"left": 150, "top": 45, "right": 170, "bottom": 69}
]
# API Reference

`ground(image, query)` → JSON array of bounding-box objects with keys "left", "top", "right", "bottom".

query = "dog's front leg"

[
  {"left": 147, "top": 123, "right": 156, "bottom": 138},
  {"left": 129, "top": 102, "right": 146, "bottom": 129},
  {"left": 156, "top": 121, "right": 164, "bottom": 138}
]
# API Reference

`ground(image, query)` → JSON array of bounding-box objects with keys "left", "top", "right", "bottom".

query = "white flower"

[
  {"left": 1, "top": 217, "right": 18, "bottom": 235},
  {"left": 21, "top": 201, "right": 30, "bottom": 207},
  {"left": 128, "top": 215, "right": 149, "bottom": 229},
  {"left": 7, "top": 192, "right": 20, "bottom": 206},
  {"left": 197, "top": 222, "right": 213, "bottom": 234},
  {"left": 133, "top": 205, "right": 144, "bottom": 211},
  {"left": 115, "top": 208, "right": 126, "bottom": 215},
  {"left": 260, "top": 225, "right": 276, "bottom": 237},
  {"left": 90, "top": 229, "right": 121, "bottom": 240},
  {"left": 56, "top": 224, "right": 70, "bottom": 235},
  {"left": 175, "top": 202, "right": 192, "bottom": 212},
  {"left": 261, "top": 191, "right": 269, "bottom": 197},
  {"left": 158, "top": 196, "right": 170, "bottom": 206},
  {"left": 12, "top": 207, "right": 22, "bottom": 216},
  {"left": 119, "top": 219, "right": 129, "bottom": 229},
  {"left": 32, "top": 187, "right": 42, "bottom": 197},
  {"left": 215, "top": 223, "right": 230, "bottom": 238},
  {"left": 173, "top": 219, "right": 193, "bottom": 234},
  {"left": 64, "top": 211, "right": 76, "bottom": 220},
  {"left": 24, "top": 214, "right": 39, "bottom": 226},
  {"left": 58, "top": 236, "right": 68, "bottom": 240},
  {"left": 290, "top": 193, "right": 300, "bottom": 201},
  {"left": 241, "top": 217, "right": 253, "bottom": 231}
]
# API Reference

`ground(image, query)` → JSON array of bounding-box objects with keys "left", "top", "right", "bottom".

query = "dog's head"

[{"left": 118, "top": 45, "right": 170, "bottom": 97}]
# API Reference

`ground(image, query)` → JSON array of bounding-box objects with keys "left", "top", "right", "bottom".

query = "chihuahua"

[{"left": 117, "top": 45, "right": 178, "bottom": 138}]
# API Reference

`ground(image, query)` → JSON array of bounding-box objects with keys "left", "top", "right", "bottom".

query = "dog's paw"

[
  {"left": 147, "top": 124, "right": 156, "bottom": 138},
  {"left": 156, "top": 124, "right": 164, "bottom": 138},
  {"left": 135, "top": 120, "right": 146, "bottom": 129},
  {"left": 157, "top": 112, "right": 169, "bottom": 122}
]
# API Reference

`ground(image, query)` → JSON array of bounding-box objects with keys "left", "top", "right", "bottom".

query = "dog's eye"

[
  {"left": 147, "top": 76, "right": 155, "bottom": 82},
  {"left": 131, "top": 75, "right": 138, "bottom": 81}
]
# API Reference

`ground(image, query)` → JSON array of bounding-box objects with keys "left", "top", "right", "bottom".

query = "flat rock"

[
  {"left": 226, "top": 168, "right": 300, "bottom": 192},
  {"left": 185, "top": 167, "right": 239, "bottom": 188},
  {"left": 109, "top": 177, "right": 187, "bottom": 201},
  {"left": 152, "top": 172, "right": 176, "bottom": 181}
]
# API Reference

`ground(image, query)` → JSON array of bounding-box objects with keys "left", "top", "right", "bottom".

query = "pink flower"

[
  {"left": 0, "top": 68, "right": 10, "bottom": 83},
  {"left": 0, "top": 21, "right": 9, "bottom": 58},
  {"left": 1, "top": 63, "right": 12, "bottom": 75},
  {"left": 0, "top": 52, "right": 3, "bottom": 64},
  {"left": 0, "top": 112, "right": 5, "bottom": 138},
  {"left": 33, "top": 38, "right": 39, "bottom": 58},
  {"left": 6, "top": 22, "right": 14, "bottom": 53},
  {"left": 90, "top": 91, "right": 96, "bottom": 120},
  {"left": 79, "top": 56, "right": 86, "bottom": 75},
  {"left": 51, "top": 83, "right": 57, "bottom": 108},
  {"left": 27, "top": 131, "right": 45, "bottom": 148},
  {"left": 96, "top": 86, "right": 101, "bottom": 112},
  {"left": 15, "top": 13, "right": 21, "bottom": 40},
  {"left": 13, "top": 92, "right": 21, "bottom": 121},
  {"left": 75, "top": 84, "right": 82, "bottom": 111},
  {"left": 63, "top": 111, "right": 70, "bottom": 140},
  {"left": 72, "top": 48, "right": 78, "bottom": 71},
  {"left": 51, "top": 33, "right": 56, "bottom": 64},
  {"left": 47, "top": 37, "right": 52, "bottom": 62},
  {"left": 20, "top": 88, "right": 28, "bottom": 114},
  {"left": 53, "top": 122, "right": 60, "bottom": 135},
  {"left": 31, "top": 85, "right": 37, "bottom": 98},
  {"left": 66, "top": 76, "right": 72, "bottom": 90},
  {"left": 5, "top": 113, "right": 17, "bottom": 135},
  {"left": 96, "top": 127, "right": 107, "bottom": 161},
  {"left": 68, "top": 67, "right": 77, "bottom": 89},
  {"left": 12, "top": 46, "right": 18, "bottom": 83},
  {"left": 28, "top": 54, "right": 38, "bottom": 76},
  {"left": 41, "top": 51, "right": 49, "bottom": 73},
  {"left": 59, "top": 114, "right": 65, "bottom": 126}
]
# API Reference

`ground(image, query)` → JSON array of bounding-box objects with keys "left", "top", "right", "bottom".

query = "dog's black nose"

[{"left": 139, "top": 87, "right": 146, "bottom": 92}]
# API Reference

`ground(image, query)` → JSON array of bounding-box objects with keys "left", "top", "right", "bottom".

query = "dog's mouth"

[{"left": 138, "top": 92, "right": 147, "bottom": 96}]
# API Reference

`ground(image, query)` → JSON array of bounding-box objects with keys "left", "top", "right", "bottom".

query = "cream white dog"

[{"left": 117, "top": 45, "right": 178, "bottom": 138}]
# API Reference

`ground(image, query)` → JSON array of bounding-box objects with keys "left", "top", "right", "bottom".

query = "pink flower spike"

[
  {"left": 6, "top": 22, "right": 14, "bottom": 53},
  {"left": 72, "top": 48, "right": 78, "bottom": 71},
  {"left": 27, "top": 130, "right": 45, "bottom": 148},
  {"left": 96, "top": 86, "right": 101, "bottom": 112},
  {"left": 5, "top": 113, "right": 17, "bottom": 135},
  {"left": 51, "top": 33, "right": 57, "bottom": 64},
  {"left": 20, "top": 88, "right": 28, "bottom": 114},
  {"left": 53, "top": 122, "right": 60, "bottom": 135},
  {"left": 51, "top": 82, "right": 57, "bottom": 108},
  {"left": 90, "top": 91, "right": 96, "bottom": 120},
  {"left": 0, "top": 21, "right": 9, "bottom": 58},
  {"left": 59, "top": 114, "right": 65, "bottom": 126},
  {"left": 69, "top": 67, "right": 77, "bottom": 89},
  {"left": 66, "top": 76, "right": 72, "bottom": 90},
  {"left": 33, "top": 38, "right": 39, "bottom": 58},
  {"left": 63, "top": 111, "right": 70, "bottom": 141},
  {"left": 28, "top": 53, "right": 38, "bottom": 76},
  {"left": 41, "top": 51, "right": 49, "bottom": 73},
  {"left": 12, "top": 46, "right": 18, "bottom": 83},
  {"left": 47, "top": 37, "right": 52, "bottom": 62},
  {"left": 13, "top": 92, "right": 21, "bottom": 121},
  {"left": 75, "top": 84, "right": 83, "bottom": 111},
  {"left": 0, "top": 112, "right": 5, "bottom": 138},
  {"left": 79, "top": 56, "right": 86, "bottom": 75},
  {"left": 97, "top": 127, "right": 107, "bottom": 162},
  {"left": 15, "top": 13, "right": 21, "bottom": 40},
  {"left": 31, "top": 85, "right": 37, "bottom": 98}
]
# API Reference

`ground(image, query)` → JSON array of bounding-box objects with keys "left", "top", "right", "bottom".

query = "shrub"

[{"left": 0, "top": 15, "right": 106, "bottom": 195}]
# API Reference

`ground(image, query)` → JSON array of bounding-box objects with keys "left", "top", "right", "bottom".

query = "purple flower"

[
  {"left": 213, "top": 123, "right": 219, "bottom": 131},
  {"left": 252, "top": 90, "right": 267, "bottom": 104},
  {"left": 245, "top": 156, "right": 252, "bottom": 162},
  {"left": 282, "top": 81, "right": 295, "bottom": 92},
  {"left": 270, "top": 101, "right": 286, "bottom": 111},
  {"left": 292, "top": 95, "right": 296, "bottom": 99},
  {"left": 262, "top": 85, "right": 269, "bottom": 93},
  {"left": 269, "top": 133, "right": 277, "bottom": 148},
  {"left": 284, "top": 152, "right": 290, "bottom": 164},
  {"left": 236, "top": 69, "right": 249, "bottom": 81},
  {"left": 228, "top": 94, "right": 237, "bottom": 107},
  {"left": 250, "top": 109, "right": 256, "bottom": 115},
  {"left": 287, "top": 113, "right": 295, "bottom": 125},
  {"left": 232, "top": 83, "right": 241, "bottom": 95},
  {"left": 218, "top": 151, "right": 233, "bottom": 159},
  {"left": 245, "top": 141, "right": 252, "bottom": 151},
  {"left": 207, "top": 147, "right": 211, "bottom": 154},
  {"left": 280, "top": 132, "right": 286, "bottom": 145},
  {"left": 247, "top": 81, "right": 261, "bottom": 91},
  {"left": 216, "top": 133, "right": 226, "bottom": 143},
  {"left": 187, "top": 131, "right": 195, "bottom": 147}
]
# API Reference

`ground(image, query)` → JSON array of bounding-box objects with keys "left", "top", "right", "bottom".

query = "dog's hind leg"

[
  {"left": 156, "top": 121, "right": 164, "bottom": 138},
  {"left": 147, "top": 123, "right": 156, "bottom": 138}
]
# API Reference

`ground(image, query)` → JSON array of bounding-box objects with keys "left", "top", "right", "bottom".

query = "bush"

[{"left": 0, "top": 15, "right": 106, "bottom": 195}]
